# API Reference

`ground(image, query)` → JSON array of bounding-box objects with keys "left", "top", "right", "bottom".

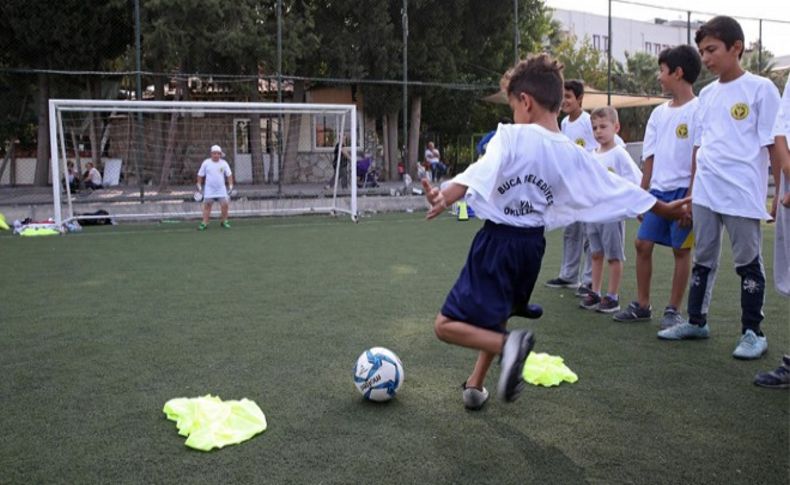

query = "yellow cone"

[
  {"left": 457, "top": 201, "right": 469, "bottom": 221},
  {"left": 0, "top": 212, "right": 9, "bottom": 231}
]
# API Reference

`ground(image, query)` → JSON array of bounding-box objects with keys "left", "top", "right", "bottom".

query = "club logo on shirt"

[
  {"left": 675, "top": 123, "right": 689, "bottom": 139},
  {"left": 730, "top": 103, "right": 749, "bottom": 120},
  {"left": 575, "top": 138, "right": 586, "bottom": 147}
]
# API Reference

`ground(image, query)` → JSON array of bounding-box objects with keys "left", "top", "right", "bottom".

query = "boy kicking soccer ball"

[
  {"left": 422, "top": 54, "right": 690, "bottom": 410},
  {"left": 196, "top": 145, "right": 234, "bottom": 231}
]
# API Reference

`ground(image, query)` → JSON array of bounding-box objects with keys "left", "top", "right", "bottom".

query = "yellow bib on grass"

[
  {"left": 523, "top": 352, "right": 578, "bottom": 387},
  {"left": 163, "top": 395, "right": 267, "bottom": 451}
]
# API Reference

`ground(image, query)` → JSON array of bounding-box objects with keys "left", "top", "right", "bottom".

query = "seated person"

[
  {"left": 83, "top": 162, "right": 103, "bottom": 190},
  {"left": 65, "top": 161, "right": 79, "bottom": 191}
]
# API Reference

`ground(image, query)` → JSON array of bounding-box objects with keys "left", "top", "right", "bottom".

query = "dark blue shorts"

[
  {"left": 441, "top": 221, "right": 545, "bottom": 333},
  {"left": 637, "top": 188, "right": 693, "bottom": 249}
]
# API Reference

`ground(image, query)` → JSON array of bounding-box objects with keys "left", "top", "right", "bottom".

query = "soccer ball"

[{"left": 353, "top": 347, "right": 404, "bottom": 402}]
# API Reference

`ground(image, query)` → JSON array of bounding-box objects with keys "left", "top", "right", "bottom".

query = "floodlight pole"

[
  {"left": 513, "top": 0, "right": 520, "bottom": 64},
  {"left": 402, "top": 0, "right": 409, "bottom": 175},
  {"left": 686, "top": 11, "right": 691, "bottom": 45},
  {"left": 758, "top": 19, "right": 763, "bottom": 75},
  {"left": 133, "top": 0, "right": 144, "bottom": 202},
  {"left": 607, "top": 0, "right": 612, "bottom": 106},
  {"left": 277, "top": 0, "right": 283, "bottom": 195}
]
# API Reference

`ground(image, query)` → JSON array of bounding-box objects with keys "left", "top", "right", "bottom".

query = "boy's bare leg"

[
  {"left": 434, "top": 314, "right": 506, "bottom": 354},
  {"left": 202, "top": 202, "right": 212, "bottom": 224},
  {"left": 590, "top": 252, "right": 604, "bottom": 293},
  {"left": 635, "top": 239, "right": 654, "bottom": 307},
  {"left": 220, "top": 200, "right": 229, "bottom": 222},
  {"left": 466, "top": 351, "right": 496, "bottom": 389},
  {"left": 607, "top": 259, "right": 623, "bottom": 296},
  {"left": 669, "top": 248, "right": 691, "bottom": 309}
]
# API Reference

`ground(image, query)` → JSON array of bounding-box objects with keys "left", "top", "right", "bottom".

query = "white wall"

[{"left": 552, "top": 9, "right": 695, "bottom": 62}]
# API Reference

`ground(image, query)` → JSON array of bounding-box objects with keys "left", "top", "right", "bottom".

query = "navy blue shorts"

[{"left": 441, "top": 221, "right": 545, "bottom": 333}]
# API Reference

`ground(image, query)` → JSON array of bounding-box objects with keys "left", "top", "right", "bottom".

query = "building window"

[
  {"left": 313, "top": 113, "right": 363, "bottom": 151},
  {"left": 603, "top": 36, "right": 609, "bottom": 51},
  {"left": 645, "top": 41, "right": 652, "bottom": 53},
  {"left": 655, "top": 43, "right": 661, "bottom": 55},
  {"left": 593, "top": 34, "right": 601, "bottom": 50}
]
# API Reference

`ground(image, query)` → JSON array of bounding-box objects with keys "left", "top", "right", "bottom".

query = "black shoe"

[
  {"left": 497, "top": 330, "right": 535, "bottom": 402},
  {"left": 545, "top": 277, "right": 577, "bottom": 289},
  {"left": 510, "top": 303, "right": 543, "bottom": 319},
  {"left": 575, "top": 283, "right": 593, "bottom": 298}
]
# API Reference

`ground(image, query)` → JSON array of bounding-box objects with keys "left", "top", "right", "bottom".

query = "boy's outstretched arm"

[
  {"left": 651, "top": 196, "right": 692, "bottom": 222},
  {"left": 422, "top": 179, "right": 468, "bottom": 220}
]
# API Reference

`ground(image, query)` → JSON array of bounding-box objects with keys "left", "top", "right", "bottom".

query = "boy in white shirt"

[
  {"left": 657, "top": 17, "right": 781, "bottom": 361},
  {"left": 614, "top": 45, "right": 701, "bottom": 328},
  {"left": 196, "top": 145, "right": 234, "bottom": 231},
  {"left": 421, "top": 54, "right": 690, "bottom": 409},
  {"left": 755, "top": 77, "right": 790, "bottom": 388},
  {"left": 545, "top": 79, "right": 595, "bottom": 295},
  {"left": 579, "top": 107, "right": 643, "bottom": 314},
  {"left": 83, "top": 162, "right": 103, "bottom": 190}
]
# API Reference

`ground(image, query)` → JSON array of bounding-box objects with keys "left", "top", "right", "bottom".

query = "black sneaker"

[
  {"left": 545, "top": 277, "right": 577, "bottom": 289},
  {"left": 510, "top": 303, "right": 543, "bottom": 319},
  {"left": 497, "top": 330, "right": 535, "bottom": 402},
  {"left": 575, "top": 283, "right": 593, "bottom": 298},
  {"left": 613, "top": 301, "right": 652, "bottom": 322},
  {"left": 579, "top": 292, "right": 601, "bottom": 310},
  {"left": 597, "top": 296, "right": 621, "bottom": 314},
  {"left": 754, "top": 355, "right": 790, "bottom": 389}
]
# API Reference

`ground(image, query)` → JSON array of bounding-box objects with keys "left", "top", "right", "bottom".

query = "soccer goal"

[{"left": 49, "top": 99, "right": 359, "bottom": 225}]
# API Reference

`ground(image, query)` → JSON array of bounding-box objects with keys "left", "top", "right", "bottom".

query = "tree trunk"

[
  {"left": 407, "top": 95, "right": 422, "bottom": 176},
  {"left": 385, "top": 111, "right": 399, "bottom": 181},
  {"left": 158, "top": 112, "right": 179, "bottom": 189},
  {"left": 282, "top": 80, "right": 305, "bottom": 184},
  {"left": 34, "top": 73, "right": 50, "bottom": 186}
]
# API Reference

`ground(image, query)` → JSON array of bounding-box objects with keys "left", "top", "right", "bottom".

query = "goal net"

[{"left": 49, "top": 99, "right": 359, "bottom": 225}]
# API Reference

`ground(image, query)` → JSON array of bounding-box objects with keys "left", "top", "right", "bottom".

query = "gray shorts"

[
  {"left": 203, "top": 196, "right": 229, "bottom": 205},
  {"left": 586, "top": 220, "right": 626, "bottom": 261}
]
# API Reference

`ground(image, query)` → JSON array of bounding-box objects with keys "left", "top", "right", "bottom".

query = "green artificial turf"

[{"left": 1, "top": 213, "right": 788, "bottom": 484}]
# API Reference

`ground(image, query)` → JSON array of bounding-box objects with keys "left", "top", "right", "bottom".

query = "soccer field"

[{"left": 1, "top": 213, "right": 788, "bottom": 484}]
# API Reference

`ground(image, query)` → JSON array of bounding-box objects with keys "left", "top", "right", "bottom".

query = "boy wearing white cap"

[{"left": 196, "top": 145, "right": 234, "bottom": 230}]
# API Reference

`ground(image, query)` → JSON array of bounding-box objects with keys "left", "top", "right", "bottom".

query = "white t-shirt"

[
  {"left": 452, "top": 123, "right": 656, "bottom": 231},
  {"left": 561, "top": 111, "right": 599, "bottom": 152},
  {"left": 425, "top": 148, "right": 440, "bottom": 163},
  {"left": 773, "top": 78, "right": 790, "bottom": 297},
  {"left": 773, "top": 78, "right": 790, "bottom": 140},
  {"left": 642, "top": 99, "right": 699, "bottom": 191},
  {"left": 88, "top": 167, "right": 102, "bottom": 185},
  {"left": 198, "top": 159, "right": 232, "bottom": 198},
  {"left": 693, "top": 72, "right": 781, "bottom": 219},
  {"left": 615, "top": 134, "right": 626, "bottom": 147},
  {"left": 593, "top": 145, "right": 643, "bottom": 186}
]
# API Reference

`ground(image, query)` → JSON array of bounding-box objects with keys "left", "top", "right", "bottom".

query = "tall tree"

[{"left": 0, "top": 0, "right": 132, "bottom": 185}]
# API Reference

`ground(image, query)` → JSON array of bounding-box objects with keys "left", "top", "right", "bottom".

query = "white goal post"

[{"left": 49, "top": 99, "right": 359, "bottom": 225}]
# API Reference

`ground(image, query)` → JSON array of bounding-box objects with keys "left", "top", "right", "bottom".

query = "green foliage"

[{"left": 553, "top": 35, "right": 607, "bottom": 89}]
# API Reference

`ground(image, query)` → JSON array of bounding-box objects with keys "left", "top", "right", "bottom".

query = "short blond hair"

[{"left": 590, "top": 106, "right": 619, "bottom": 124}]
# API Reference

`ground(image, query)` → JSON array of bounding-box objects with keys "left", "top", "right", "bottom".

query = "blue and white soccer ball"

[{"left": 353, "top": 347, "right": 404, "bottom": 402}]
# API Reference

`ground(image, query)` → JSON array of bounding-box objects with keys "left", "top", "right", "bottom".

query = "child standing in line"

[
  {"left": 614, "top": 45, "right": 701, "bottom": 328},
  {"left": 545, "top": 80, "right": 596, "bottom": 296},
  {"left": 421, "top": 54, "right": 690, "bottom": 410},
  {"left": 657, "top": 16, "right": 781, "bottom": 361},
  {"left": 579, "top": 107, "right": 643, "bottom": 314},
  {"left": 753, "top": 76, "right": 790, "bottom": 387}
]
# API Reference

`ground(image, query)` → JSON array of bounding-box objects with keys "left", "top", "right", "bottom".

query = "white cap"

[{"left": 210, "top": 145, "right": 224, "bottom": 156}]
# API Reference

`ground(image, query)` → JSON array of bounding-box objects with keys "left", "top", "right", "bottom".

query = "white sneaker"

[
  {"left": 462, "top": 383, "right": 490, "bottom": 410},
  {"left": 732, "top": 329, "right": 768, "bottom": 360}
]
